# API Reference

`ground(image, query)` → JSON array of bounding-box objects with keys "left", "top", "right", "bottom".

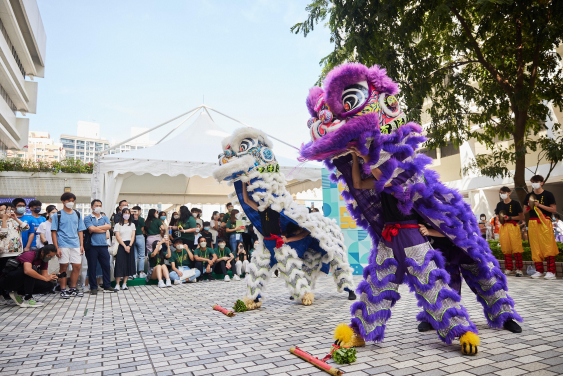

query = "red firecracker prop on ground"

[
  {"left": 289, "top": 346, "right": 343, "bottom": 376},
  {"left": 213, "top": 304, "right": 235, "bottom": 317}
]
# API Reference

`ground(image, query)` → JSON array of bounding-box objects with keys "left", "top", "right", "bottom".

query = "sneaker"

[
  {"left": 122, "top": 284, "right": 128, "bottom": 290},
  {"left": 9, "top": 292, "right": 23, "bottom": 305},
  {"left": 90, "top": 289, "right": 98, "bottom": 295},
  {"left": 174, "top": 279, "right": 181, "bottom": 285},
  {"left": 207, "top": 275, "right": 215, "bottom": 281},
  {"left": 504, "top": 269, "right": 513, "bottom": 275},
  {"left": 418, "top": 321, "right": 433, "bottom": 332},
  {"left": 103, "top": 287, "right": 118, "bottom": 293},
  {"left": 503, "top": 319, "right": 522, "bottom": 333},
  {"left": 115, "top": 285, "right": 121, "bottom": 291},
  {"left": 139, "top": 272, "right": 147, "bottom": 279},
  {"left": 69, "top": 289, "right": 84, "bottom": 297},
  {"left": 544, "top": 272, "right": 556, "bottom": 280},
  {"left": 348, "top": 290, "right": 357, "bottom": 300},
  {"left": 531, "top": 272, "right": 545, "bottom": 279},
  {"left": 20, "top": 299, "right": 43, "bottom": 308},
  {"left": 165, "top": 279, "right": 172, "bottom": 287},
  {"left": 233, "top": 275, "right": 240, "bottom": 281},
  {"left": 224, "top": 275, "right": 231, "bottom": 282},
  {"left": 84, "top": 285, "right": 90, "bottom": 292},
  {"left": 131, "top": 274, "right": 138, "bottom": 279},
  {"left": 158, "top": 280, "right": 166, "bottom": 288},
  {"left": 187, "top": 279, "right": 197, "bottom": 283},
  {"left": 60, "top": 291, "right": 70, "bottom": 299},
  {"left": 515, "top": 270, "right": 523, "bottom": 277}
]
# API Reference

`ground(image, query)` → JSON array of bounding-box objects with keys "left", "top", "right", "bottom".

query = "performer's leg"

[
  {"left": 528, "top": 220, "right": 545, "bottom": 275},
  {"left": 301, "top": 250, "right": 322, "bottom": 291},
  {"left": 243, "top": 239, "right": 271, "bottom": 310},
  {"left": 499, "top": 224, "right": 515, "bottom": 273},
  {"left": 514, "top": 253, "right": 523, "bottom": 272},
  {"left": 504, "top": 254, "right": 514, "bottom": 271},
  {"left": 350, "top": 241, "right": 401, "bottom": 343},
  {"left": 274, "top": 244, "right": 313, "bottom": 304},
  {"left": 404, "top": 242, "right": 478, "bottom": 345},
  {"left": 329, "top": 246, "right": 356, "bottom": 297}
]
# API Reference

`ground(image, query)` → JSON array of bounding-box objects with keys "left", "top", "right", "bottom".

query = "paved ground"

[{"left": 0, "top": 274, "right": 562, "bottom": 376}]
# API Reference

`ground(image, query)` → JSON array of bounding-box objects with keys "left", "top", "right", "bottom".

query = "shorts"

[{"left": 59, "top": 247, "right": 82, "bottom": 264}]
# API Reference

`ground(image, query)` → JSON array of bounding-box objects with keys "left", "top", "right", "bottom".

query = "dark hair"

[
  {"left": 480, "top": 214, "right": 486, "bottom": 218},
  {"left": 203, "top": 221, "right": 210, "bottom": 227},
  {"left": 60, "top": 192, "right": 76, "bottom": 202},
  {"left": 0, "top": 202, "right": 7, "bottom": 209},
  {"left": 159, "top": 211, "right": 167, "bottom": 219},
  {"left": 211, "top": 211, "right": 219, "bottom": 221},
  {"left": 531, "top": 175, "right": 544, "bottom": 183},
  {"left": 42, "top": 244, "right": 57, "bottom": 255},
  {"left": 172, "top": 237, "right": 183, "bottom": 245},
  {"left": 500, "top": 186, "right": 511, "bottom": 193},
  {"left": 179, "top": 206, "right": 193, "bottom": 224},
  {"left": 119, "top": 200, "right": 128, "bottom": 206},
  {"left": 198, "top": 236, "right": 207, "bottom": 244},
  {"left": 216, "top": 238, "right": 225, "bottom": 244},
  {"left": 119, "top": 208, "right": 133, "bottom": 226},
  {"left": 28, "top": 200, "right": 42, "bottom": 208},
  {"left": 45, "top": 205, "right": 57, "bottom": 219},
  {"left": 236, "top": 241, "right": 244, "bottom": 249},
  {"left": 12, "top": 198, "right": 25, "bottom": 207},
  {"left": 91, "top": 199, "right": 102, "bottom": 207},
  {"left": 230, "top": 209, "right": 239, "bottom": 216},
  {"left": 132, "top": 206, "right": 142, "bottom": 211},
  {"left": 312, "top": 208, "right": 320, "bottom": 212},
  {"left": 3, "top": 202, "right": 14, "bottom": 209},
  {"left": 145, "top": 208, "right": 158, "bottom": 230},
  {"left": 555, "top": 214, "right": 561, "bottom": 220}
]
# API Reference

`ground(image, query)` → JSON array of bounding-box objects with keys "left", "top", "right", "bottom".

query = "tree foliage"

[{"left": 292, "top": 0, "right": 563, "bottom": 202}]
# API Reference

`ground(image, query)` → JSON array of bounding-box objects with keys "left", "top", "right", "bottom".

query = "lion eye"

[
  {"left": 239, "top": 138, "right": 256, "bottom": 152},
  {"left": 341, "top": 81, "right": 369, "bottom": 113}
]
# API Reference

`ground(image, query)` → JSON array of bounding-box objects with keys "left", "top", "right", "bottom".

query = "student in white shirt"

[
  {"left": 37, "top": 205, "right": 57, "bottom": 247},
  {"left": 113, "top": 208, "right": 136, "bottom": 290}
]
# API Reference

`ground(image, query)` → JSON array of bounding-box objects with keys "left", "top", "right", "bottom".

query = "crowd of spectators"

[{"left": 0, "top": 195, "right": 260, "bottom": 308}]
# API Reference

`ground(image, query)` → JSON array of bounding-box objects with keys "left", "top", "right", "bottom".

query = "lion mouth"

[{"left": 213, "top": 154, "right": 256, "bottom": 182}]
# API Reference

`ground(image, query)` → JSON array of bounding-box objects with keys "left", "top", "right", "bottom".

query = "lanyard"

[{"left": 176, "top": 250, "right": 186, "bottom": 266}]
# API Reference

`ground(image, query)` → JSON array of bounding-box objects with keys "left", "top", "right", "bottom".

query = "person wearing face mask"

[
  {"left": 193, "top": 236, "right": 217, "bottom": 281},
  {"left": 84, "top": 200, "right": 117, "bottom": 294},
  {"left": 494, "top": 187, "right": 525, "bottom": 277},
  {"left": 0, "top": 244, "right": 59, "bottom": 308},
  {"left": 524, "top": 175, "right": 559, "bottom": 280},
  {"left": 170, "top": 206, "right": 198, "bottom": 250},
  {"left": 113, "top": 208, "right": 136, "bottom": 290},
  {"left": 190, "top": 208, "right": 203, "bottom": 227},
  {"left": 24, "top": 200, "right": 45, "bottom": 250},
  {"left": 36, "top": 205, "right": 57, "bottom": 247},
  {"left": 213, "top": 238, "right": 235, "bottom": 282},
  {"left": 209, "top": 211, "right": 220, "bottom": 244},
  {"left": 12, "top": 198, "right": 35, "bottom": 253},
  {"left": 145, "top": 209, "right": 166, "bottom": 255},
  {"left": 234, "top": 241, "right": 249, "bottom": 281},
  {"left": 169, "top": 238, "right": 200, "bottom": 284},
  {"left": 200, "top": 222, "right": 214, "bottom": 250},
  {"left": 478, "top": 214, "right": 489, "bottom": 240},
  {"left": 131, "top": 206, "right": 146, "bottom": 279},
  {"left": 225, "top": 209, "right": 244, "bottom": 258},
  {"left": 51, "top": 192, "right": 87, "bottom": 299},
  {"left": 112, "top": 200, "right": 129, "bottom": 225}
]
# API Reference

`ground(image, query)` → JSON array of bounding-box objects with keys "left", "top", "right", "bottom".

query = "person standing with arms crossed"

[
  {"left": 524, "top": 175, "right": 559, "bottom": 280},
  {"left": 51, "top": 192, "right": 87, "bottom": 299},
  {"left": 495, "top": 187, "right": 525, "bottom": 277}
]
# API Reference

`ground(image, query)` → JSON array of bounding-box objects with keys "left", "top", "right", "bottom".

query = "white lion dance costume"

[{"left": 213, "top": 128, "right": 356, "bottom": 309}]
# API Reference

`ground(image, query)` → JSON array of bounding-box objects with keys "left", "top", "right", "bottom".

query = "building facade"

[
  {"left": 7, "top": 130, "right": 63, "bottom": 160},
  {"left": 0, "top": 0, "right": 46, "bottom": 157},
  {"left": 60, "top": 134, "right": 110, "bottom": 163}
]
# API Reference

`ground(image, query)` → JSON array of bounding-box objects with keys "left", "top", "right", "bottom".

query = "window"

[
  {"left": 419, "top": 148, "right": 437, "bottom": 159},
  {"left": 440, "top": 142, "right": 459, "bottom": 158}
]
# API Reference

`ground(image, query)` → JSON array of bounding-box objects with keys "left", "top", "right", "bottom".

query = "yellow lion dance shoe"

[{"left": 460, "top": 331, "right": 480, "bottom": 355}]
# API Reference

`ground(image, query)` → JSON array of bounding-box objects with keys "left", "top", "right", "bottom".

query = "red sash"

[{"left": 382, "top": 224, "right": 420, "bottom": 241}]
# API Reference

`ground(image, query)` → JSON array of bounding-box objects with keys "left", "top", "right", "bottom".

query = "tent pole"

[
  {"left": 205, "top": 106, "right": 300, "bottom": 151},
  {"left": 97, "top": 106, "right": 202, "bottom": 156},
  {"left": 202, "top": 106, "right": 214, "bottom": 122},
  {"left": 155, "top": 107, "right": 203, "bottom": 144}
]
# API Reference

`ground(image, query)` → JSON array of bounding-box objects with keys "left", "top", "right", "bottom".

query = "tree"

[{"left": 292, "top": 0, "right": 563, "bottom": 203}]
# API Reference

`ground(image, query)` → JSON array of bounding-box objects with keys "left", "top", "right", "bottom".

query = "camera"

[{"left": 57, "top": 271, "right": 67, "bottom": 279}]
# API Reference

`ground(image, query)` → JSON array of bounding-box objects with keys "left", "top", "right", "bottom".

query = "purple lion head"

[{"left": 301, "top": 63, "right": 408, "bottom": 162}]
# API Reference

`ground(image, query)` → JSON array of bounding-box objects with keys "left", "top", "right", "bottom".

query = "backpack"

[{"left": 55, "top": 210, "right": 91, "bottom": 251}]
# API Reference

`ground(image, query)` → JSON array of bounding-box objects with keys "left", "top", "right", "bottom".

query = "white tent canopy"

[{"left": 91, "top": 111, "right": 321, "bottom": 209}]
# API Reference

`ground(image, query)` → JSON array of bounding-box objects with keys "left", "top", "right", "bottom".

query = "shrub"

[{"left": 0, "top": 158, "right": 93, "bottom": 174}]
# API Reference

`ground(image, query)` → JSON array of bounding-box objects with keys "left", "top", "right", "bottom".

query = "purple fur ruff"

[
  {"left": 323, "top": 63, "right": 399, "bottom": 116},
  {"left": 306, "top": 86, "right": 324, "bottom": 117}
]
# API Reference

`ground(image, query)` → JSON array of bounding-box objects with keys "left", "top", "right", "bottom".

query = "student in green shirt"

[
  {"left": 131, "top": 206, "right": 147, "bottom": 278},
  {"left": 169, "top": 206, "right": 198, "bottom": 249},
  {"left": 193, "top": 236, "right": 216, "bottom": 281},
  {"left": 145, "top": 209, "right": 166, "bottom": 256},
  {"left": 148, "top": 237, "right": 171, "bottom": 288},
  {"left": 225, "top": 209, "right": 244, "bottom": 258},
  {"left": 169, "top": 237, "right": 200, "bottom": 284},
  {"left": 213, "top": 238, "right": 235, "bottom": 282}
]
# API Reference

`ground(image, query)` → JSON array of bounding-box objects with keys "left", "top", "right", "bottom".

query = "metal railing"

[
  {"left": 0, "top": 18, "right": 25, "bottom": 78},
  {"left": 0, "top": 82, "right": 16, "bottom": 113}
]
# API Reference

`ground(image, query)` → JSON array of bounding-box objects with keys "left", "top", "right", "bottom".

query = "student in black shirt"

[
  {"left": 494, "top": 186, "right": 525, "bottom": 277},
  {"left": 523, "top": 175, "right": 558, "bottom": 279}
]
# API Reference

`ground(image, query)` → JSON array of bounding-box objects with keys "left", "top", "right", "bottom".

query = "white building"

[
  {"left": 7, "top": 130, "right": 63, "bottom": 160},
  {"left": 0, "top": 0, "right": 46, "bottom": 157}
]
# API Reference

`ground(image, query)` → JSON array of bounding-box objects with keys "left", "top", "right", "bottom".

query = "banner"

[{"left": 321, "top": 169, "right": 372, "bottom": 275}]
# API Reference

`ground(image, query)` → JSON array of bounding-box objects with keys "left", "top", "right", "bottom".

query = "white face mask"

[
  {"left": 65, "top": 202, "right": 74, "bottom": 209},
  {"left": 200, "top": 242, "right": 207, "bottom": 248},
  {"left": 175, "top": 244, "right": 183, "bottom": 250},
  {"left": 174, "top": 215, "right": 179, "bottom": 219},
  {"left": 218, "top": 243, "right": 225, "bottom": 249},
  {"left": 93, "top": 207, "right": 102, "bottom": 214},
  {"left": 531, "top": 182, "right": 541, "bottom": 189},
  {"left": 500, "top": 193, "right": 508, "bottom": 200},
  {"left": 122, "top": 214, "right": 130, "bottom": 220}
]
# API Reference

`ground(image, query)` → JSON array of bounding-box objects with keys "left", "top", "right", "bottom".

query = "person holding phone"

[
  {"left": 193, "top": 236, "right": 216, "bottom": 281},
  {"left": 234, "top": 241, "right": 249, "bottom": 281},
  {"left": 213, "top": 238, "right": 234, "bottom": 282},
  {"left": 148, "top": 237, "right": 172, "bottom": 288}
]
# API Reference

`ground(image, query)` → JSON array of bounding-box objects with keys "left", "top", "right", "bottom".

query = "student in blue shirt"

[
  {"left": 12, "top": 198, "right": 35, "bottom": 252},
  {"left": 84, "top": 199, "right": 117, "bottom": 295},
  {"left": 51, "top": 192, "right": 87, "bottom": 299},
  {"left": 25, "top": 200, "right": 45, "bottom": 249}
]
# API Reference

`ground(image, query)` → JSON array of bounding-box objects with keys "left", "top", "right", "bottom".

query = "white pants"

[{"left": 235, "top": 260, "right": 249, "bottom": 276}]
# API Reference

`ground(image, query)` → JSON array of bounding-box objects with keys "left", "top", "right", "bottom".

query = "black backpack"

[{"left": 55, "top": 210, "right": 91, "bottom": 251}]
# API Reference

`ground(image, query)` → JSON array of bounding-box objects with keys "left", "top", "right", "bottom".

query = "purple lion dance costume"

[{"left": 299, "top": 63, "right": 522, "bottom": 355}]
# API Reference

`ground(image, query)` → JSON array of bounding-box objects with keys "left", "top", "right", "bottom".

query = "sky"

[{"left": 33, "top": 0, "right": 333, "bottom": 160}]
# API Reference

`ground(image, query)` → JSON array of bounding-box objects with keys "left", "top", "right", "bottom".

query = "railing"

[
  {"left": 0, "top": 82, "right": 16, "bottom": 114},
  {"left": 0, "top": 18, "right": 26, "bottom": 78}
]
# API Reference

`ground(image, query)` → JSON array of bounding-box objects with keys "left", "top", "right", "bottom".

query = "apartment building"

[
  {"left": 7, "top": 130, "right": 63, "bottom": 160},
  {"left": 0, "top": 0, "right": 46, "bottom": 157}
]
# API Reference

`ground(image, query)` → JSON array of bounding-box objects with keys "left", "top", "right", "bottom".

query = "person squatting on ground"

[
  {"left": 213, "top": 237, "right": 235, "bottom": 282},
  {"left": 51, "top": 192, "right": 86, "bottom": 299},
  {"left": 148, "top": 238, "right": 172, "bottom": 288},
  {"left": 0, "top": 245, "right": 58, "bottom": 308},
  {"left": 234, "top": 240, "right": 250, "bottom": 281},
  {"left": 169, "top": 237, "right": 200, "bottom": 284},
  {"left": 84, "top": 199, "right": 117, "bottom": 294},
  {"left": 193, "top": 236, "right": 216, "bottom": 281},
  {"left": 523, "top": 175, "right": 559, "bottom": 280},
  {"left": 495, "top": 187, "right": 525, "bottom": 277}
]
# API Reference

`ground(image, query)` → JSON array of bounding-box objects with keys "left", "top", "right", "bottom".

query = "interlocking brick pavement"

[{"left": 0, "top": 274, "right": 561, "bottom": 375}]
